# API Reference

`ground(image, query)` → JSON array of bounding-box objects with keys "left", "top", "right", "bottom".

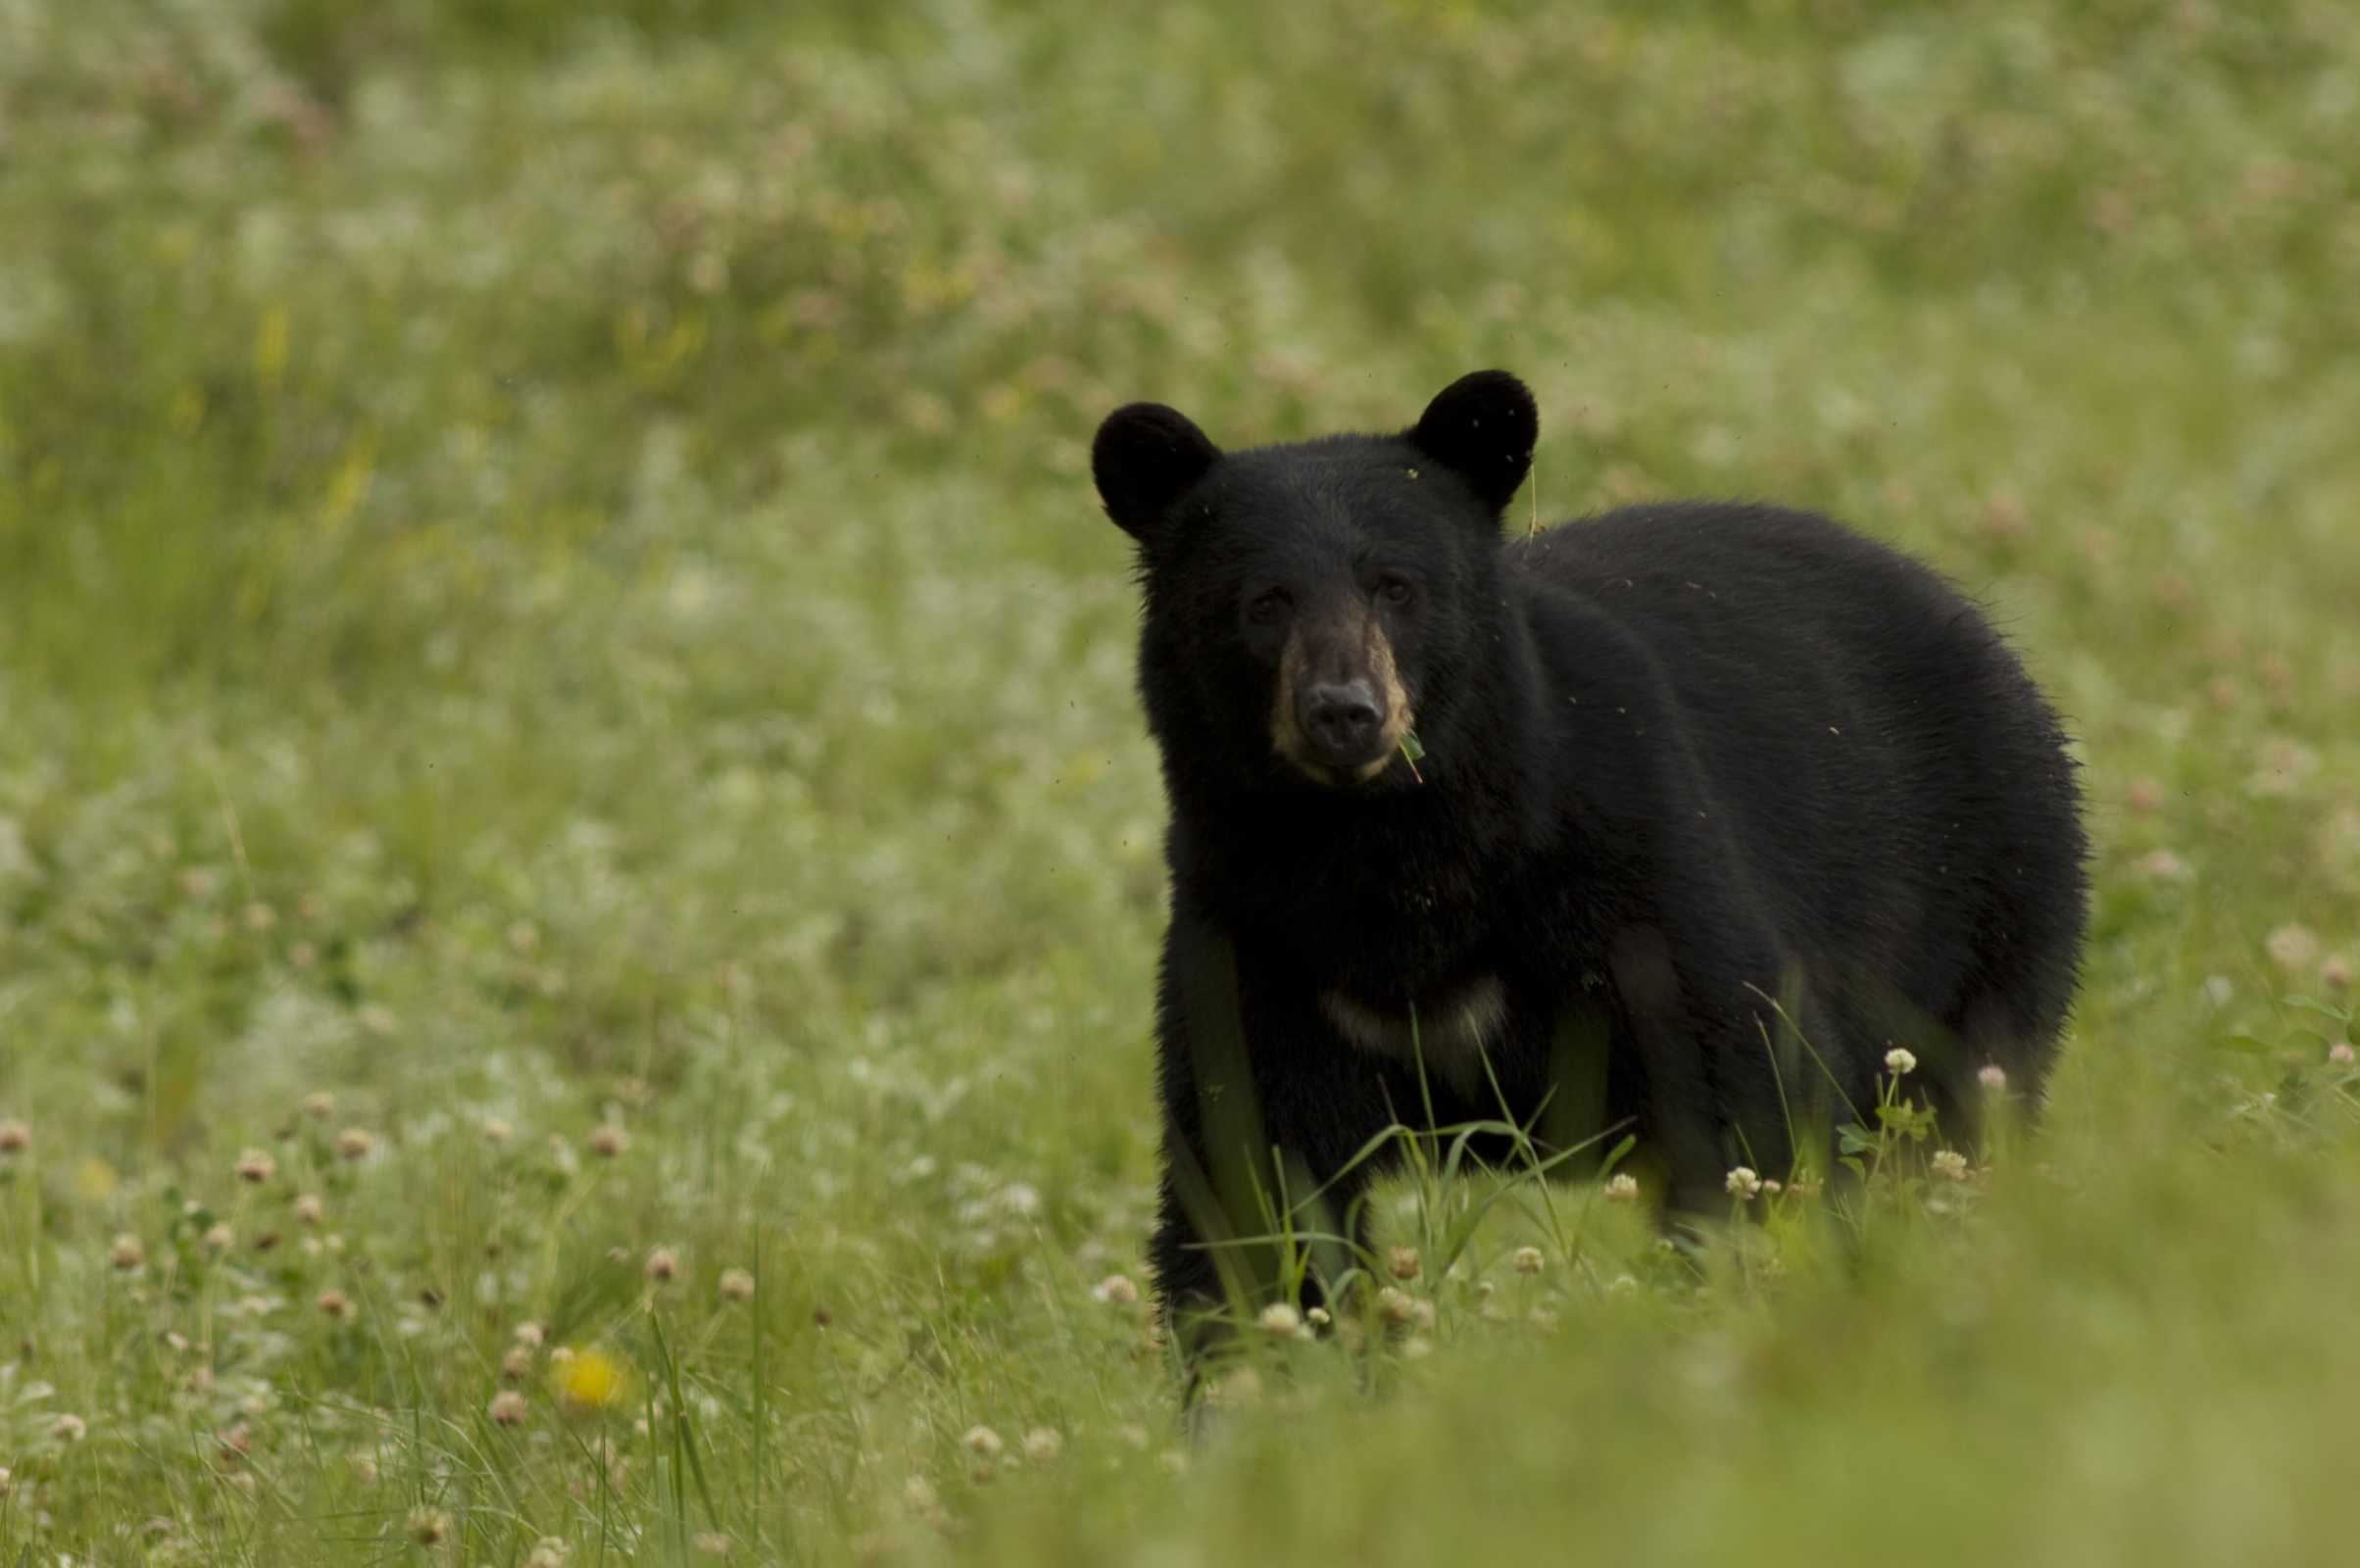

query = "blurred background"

[{"left": 3, "top": 1, "right": 2359, "bottom": 1562}]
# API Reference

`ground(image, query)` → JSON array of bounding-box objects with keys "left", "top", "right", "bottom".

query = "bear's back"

[
  {"left": 1503, "top": 501, "right": 2032, "bottom": 741},
  {"left": 1508, "top": 501, "right": 1963, "bottom": 643}
]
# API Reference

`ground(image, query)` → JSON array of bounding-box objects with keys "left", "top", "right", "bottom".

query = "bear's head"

[{"left": 1093, "top": 370, "right": 1538, "bottom": 792}]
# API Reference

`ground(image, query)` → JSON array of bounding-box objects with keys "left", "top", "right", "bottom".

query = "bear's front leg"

[
  {"left": 1148, "top": 910, "right": 1401, "bottom": 1370},
  {"left": 1602, "top": 915, "right": 1815, "bottom": 1215}
]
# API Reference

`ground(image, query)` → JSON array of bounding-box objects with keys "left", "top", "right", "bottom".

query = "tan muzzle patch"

[
  {"left": 1268, "top": 603, "right": 1416, "bottom": 784},
  {"left": 1358, "top": 618, "right": 1413, "bottom": 779}
]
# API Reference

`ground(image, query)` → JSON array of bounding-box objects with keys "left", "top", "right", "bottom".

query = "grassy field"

[{"left": 4, "top": 0, "right": 2360, "bottom": 1561}]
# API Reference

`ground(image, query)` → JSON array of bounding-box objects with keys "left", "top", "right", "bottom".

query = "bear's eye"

[
  {"left": 1247, "top": 588, "right": 1294, "bottom": 625},
  {"left": 1376, "top": 574, "right": 1416, "bottom": 608}
]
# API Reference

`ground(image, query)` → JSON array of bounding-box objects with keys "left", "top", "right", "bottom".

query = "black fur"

[{"left": 1093, "top": 371, "right": 2088, "bottom": 1347}]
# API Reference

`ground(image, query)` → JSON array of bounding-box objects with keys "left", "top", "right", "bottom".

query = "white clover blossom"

[
  {"left": 1256, "top": 1302, "right": 1303, "bottom": 1337},
  {"left": 2266, "top": 924, "right": 2321, "bottom": 973}
]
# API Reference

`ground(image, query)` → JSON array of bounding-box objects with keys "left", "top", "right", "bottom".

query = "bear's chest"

[
  {"left": 1252, "top": 858, "right": 1492, "bottom": 979},
  {"left": 1317, "top": 970, "right": 1512, "bottom": 1096},
  {"left": 1178, "top": 792, "right": 1584, "bottom": 1022}
]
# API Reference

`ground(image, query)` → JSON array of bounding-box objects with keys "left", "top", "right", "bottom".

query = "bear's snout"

[
  {"left": 1300, "top": 679, "right": 1384, "bottom": 766},
  {"left": 1269, "top": 608, "right": 1415, "bottom": 784}
]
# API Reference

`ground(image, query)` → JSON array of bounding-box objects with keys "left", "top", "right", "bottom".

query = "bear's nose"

[{"left": 1301, "top": 679, "right": 1383, "bottom": 762}]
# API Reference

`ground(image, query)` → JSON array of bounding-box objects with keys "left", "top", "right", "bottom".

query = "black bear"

[{"left": 1092, "top": 370, "right": 2087, "bottom": 1345}]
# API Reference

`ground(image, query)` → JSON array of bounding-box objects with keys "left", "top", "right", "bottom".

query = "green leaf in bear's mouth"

[{"left": 1399, "top": 730, "right": 1427, "bottom": 783}]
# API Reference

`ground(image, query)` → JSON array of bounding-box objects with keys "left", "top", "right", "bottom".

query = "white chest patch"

[{"left": 1319, "top": 974, "right": 1508, "bottom": 1096}]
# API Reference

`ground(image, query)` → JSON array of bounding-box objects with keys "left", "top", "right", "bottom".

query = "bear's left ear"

[
  {"left": 1406, "top": 369, "right": 1538, "bottom": 514},
  {"left": 1093, "top": 403, "right": 1222, "bottom": 544}
]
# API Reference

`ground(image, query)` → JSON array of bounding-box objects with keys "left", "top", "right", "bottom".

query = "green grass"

[{"left": 3, "top": 0, "right": 2360, "bottom": 1560}]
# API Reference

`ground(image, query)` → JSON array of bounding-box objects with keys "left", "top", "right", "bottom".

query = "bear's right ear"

[{"left": 1092, "top": 403, "right": 1221, "bottom": 543}]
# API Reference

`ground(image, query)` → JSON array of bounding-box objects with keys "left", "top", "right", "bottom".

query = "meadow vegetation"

[{"left": 3, "top": 0, "right": 2359, "bottom": 1561}]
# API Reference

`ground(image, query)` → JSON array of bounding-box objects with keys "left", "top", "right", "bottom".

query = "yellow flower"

[
  {"left": 75, "top": 1156, "right": 121, "bottom": 1200},
  {"left": 552, "top": 1348, "right": 631, "bottom": 1413}
]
